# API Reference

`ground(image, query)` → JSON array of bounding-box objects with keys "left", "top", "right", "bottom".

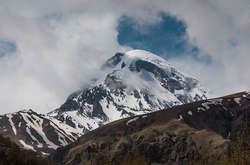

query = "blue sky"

[
  {"left": 0, "top": 40, "right": 16, "bottom": 58},
  {"left": 0, "top": 13, "right": 211, "bottom": 63},
  {"left": 117, "top": 13, "right": 211, "bottom": 63}
]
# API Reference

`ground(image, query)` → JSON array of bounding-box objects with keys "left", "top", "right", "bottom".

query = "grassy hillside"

[
  {"left": 51, "top": 92, "right": 250, "bottom": 165},
  {"left": 0, "top": 135, "right": 55, "bottom": 165},
  {"left": 64, "top": 110, "right": 250, "bottom": 165}
]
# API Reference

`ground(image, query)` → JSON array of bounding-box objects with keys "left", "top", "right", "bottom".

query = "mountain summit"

[
  {"left": 48, "top": 50, "right": 207, "bottom": 134},
  {"left": 0, "top": 50, "right": 207, "bottom": 154}
]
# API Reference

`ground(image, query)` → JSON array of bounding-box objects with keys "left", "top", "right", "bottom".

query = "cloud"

[
  {"left": 0, "top": 0, "right": 249, "bottom": 114},
  {"left": 156, "top": 0, "right": 250, "bottom": 95},
  {"left": 115, "top": 0, "right": 250, "bottom": 96},
  {"left": 0, "top": 1, "right": 127, "bottom": 113}
]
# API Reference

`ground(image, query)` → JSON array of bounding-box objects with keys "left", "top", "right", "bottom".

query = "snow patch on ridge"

[
  {"left": 19, "top": 140, "right": 35, "bottom": 151},
  {"left": 234, "top": 98, "right": 241, "bottom": 105},
  {"left": 20, "top": 112, "right": 59, "bottom": 150},
  {"left": 187, "top": 111, "right": 192, "bottom": 116},
  {"left": 126, "top": 117, "right": 139, "bottom": 125},
  {"left": 177, "top": 115, "right": 183, "bottom": 121},
  {"left": 7, "top": 114, "right": 17, "bottom": 135}
]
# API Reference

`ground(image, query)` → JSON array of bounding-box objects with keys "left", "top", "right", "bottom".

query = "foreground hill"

[
  {"left": 51, "top": 91, "right": 250, "bottom": 165},
  {"left": 0, "top": 134, "right": 55, "bottom": 165}
]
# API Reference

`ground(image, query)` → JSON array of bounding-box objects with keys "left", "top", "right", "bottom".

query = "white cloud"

[
  {"left": 157, "top": 0, "right": 250, "bottom": 95},
  {"left": 0, "top": 0, "right": 249, "bottom": 114},
  {"left": 0, "top": 1, "right": 126, "bottom": 113}
]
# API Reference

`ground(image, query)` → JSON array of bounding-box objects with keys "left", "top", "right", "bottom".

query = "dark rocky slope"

[{"left": 0, "top": 134, "right": 55, "bottom": 165}]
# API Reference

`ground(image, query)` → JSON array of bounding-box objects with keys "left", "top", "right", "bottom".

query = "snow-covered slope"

[
  {"left": 0, "top": 109, "right": 82, "bottom": 154},
  {"left": 48, "top": 50, "right": 207, "bottom": 134}
]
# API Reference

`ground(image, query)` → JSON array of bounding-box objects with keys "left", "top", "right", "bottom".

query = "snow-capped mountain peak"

[
  {"left": 104, "top": 49, "right": 172, "bottom": 70},
  {"left": 48, "top": 50, "right": 207, "bottom": 134},
  {"left": 120, "top": 49, "right": 170, "bottom": 66},
  {"left": 0, "top": 49, "right": 208, "bottom": 154}
]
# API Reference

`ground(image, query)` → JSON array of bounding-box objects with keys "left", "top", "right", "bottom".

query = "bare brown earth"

[{"left": 51, "top": 92, "right": 250, "bottom": 165}]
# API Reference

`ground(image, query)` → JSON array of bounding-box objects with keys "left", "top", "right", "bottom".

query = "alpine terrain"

[
  {"left": 0, "top": 110, "right": 81, "bottom": 154},
  {"left": 0, "top": 49, "right": 207, "bottom": 154},
  {"left": 48, "top": 50, "right": 207, "bottom": 135}
]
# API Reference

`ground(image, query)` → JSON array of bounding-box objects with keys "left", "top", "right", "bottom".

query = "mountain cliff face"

[
  {"left": 48, "top": 50, "right": 207, "bottom": 134},
  {"left": 51, "top": 92, "right": 250, "bottom": 165},
  {"left": 0, "top": 110, "right": 81, "bottom": 154}
]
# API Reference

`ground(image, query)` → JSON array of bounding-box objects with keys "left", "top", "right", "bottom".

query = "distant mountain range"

[
  {"left": 0, "top": 50, "right": 208, "bottom": 154},
  {"left": 0, "top": 109, "right": 81, "bottom": 154}
]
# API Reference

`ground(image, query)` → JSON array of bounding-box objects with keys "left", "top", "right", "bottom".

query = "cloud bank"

[{"left": 0, "top": 0, "right": 249, "bottom": 113}]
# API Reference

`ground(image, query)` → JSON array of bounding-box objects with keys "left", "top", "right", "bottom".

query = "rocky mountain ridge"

[
  {"left": 48, "top": 50, "right": 207, "bottom": 134},
  {"left": 0, "top": 109, "right": 81, "bottom": 154}
]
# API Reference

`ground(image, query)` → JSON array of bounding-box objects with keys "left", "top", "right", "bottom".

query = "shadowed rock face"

[
  {"left": 51, "top": 92, "right": 250, "bottom": 165},
  {"left": 102, "top": 52, "right": 124, "bottom": 69},
  {"left": 134, "top": 59, "right": 199, "bottom": 95}
]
